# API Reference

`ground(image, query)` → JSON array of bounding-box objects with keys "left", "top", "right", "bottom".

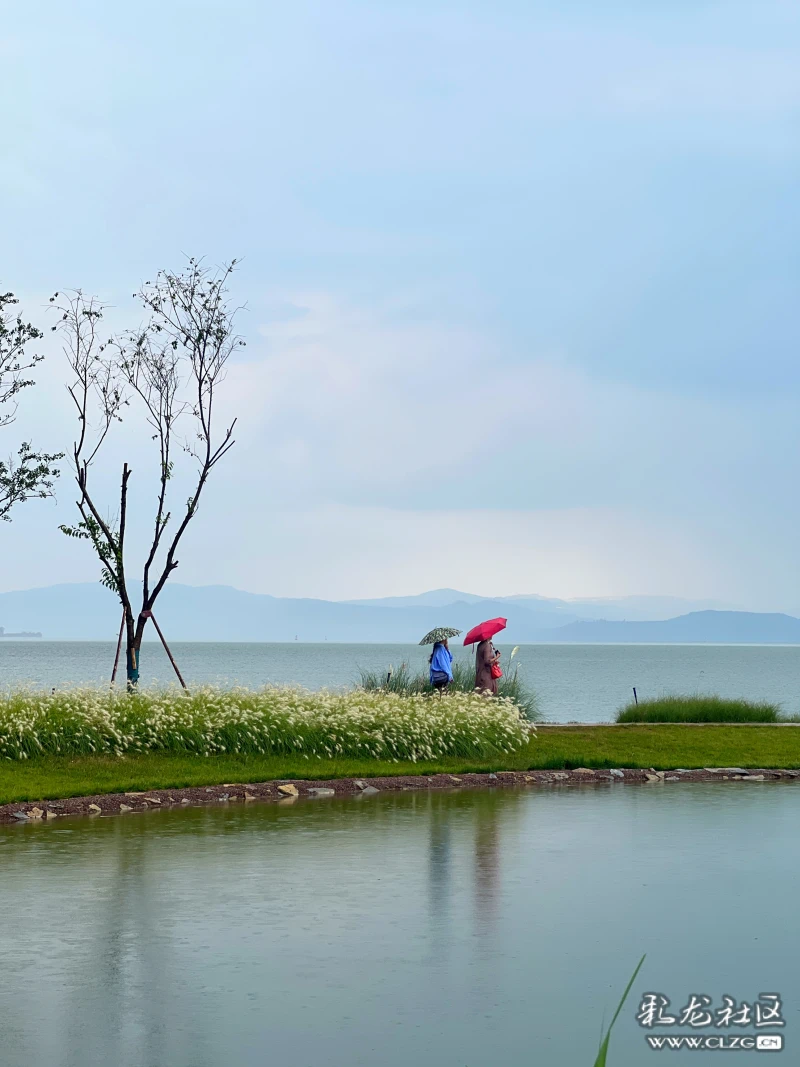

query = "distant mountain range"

[
  {"left": 345, "top": 589, "right": 733, "bottom": 622},
  {"left": 0, "top": 583, "right": 798, "bottom": 644},
  {"left": 543, "top": 611, "right": 800, "bottom": 644}
]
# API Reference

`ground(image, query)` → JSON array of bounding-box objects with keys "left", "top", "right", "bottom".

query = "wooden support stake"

[
  {"left": 142, "top": 610, "right": 187, "bottom": 690},
  {"left": 111, "top": 610, "right": 125, "bottom": 686}
]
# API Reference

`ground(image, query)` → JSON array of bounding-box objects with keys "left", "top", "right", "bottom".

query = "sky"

[{"left": 1, "top": 0, "right": 799, "bottom": 609}]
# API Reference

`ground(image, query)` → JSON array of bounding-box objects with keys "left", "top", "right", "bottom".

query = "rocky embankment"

[{"left": 3, "top": 765, "right": 800, "bottom": 823}]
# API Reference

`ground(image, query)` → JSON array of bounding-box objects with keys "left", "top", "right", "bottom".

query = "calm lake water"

[
  {"left": 0, "top": 641, "right": 799, "bottom": 721},
  {"left": 1, "top": 784, "right": 797, "bottom": 1066}
]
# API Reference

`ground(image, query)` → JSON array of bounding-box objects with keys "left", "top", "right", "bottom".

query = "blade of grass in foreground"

[{"left": 593, "top": 954, "right": 646, "bottom": 1066}]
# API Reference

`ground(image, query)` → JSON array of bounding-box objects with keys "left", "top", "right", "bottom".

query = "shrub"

[{"left": 616, "top": 694, "right": 783, "bottom": 724}]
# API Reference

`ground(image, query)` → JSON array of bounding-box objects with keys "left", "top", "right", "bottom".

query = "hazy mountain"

[
  {"left": 561, "top": 595, "right": 735, "bottom": 622},
  {"left": 538, "top": 611, "right": 800, "bottom": 644},
  {"left": 344, "top": 588, "right": 490, "bottom": 609},
  {"left": 345, "top": 590, "right": 734, "bottom": 622},
  {"left": 0, "top": 584, "right": 579, "bottom": 642},
  {"left": 0, "top": 585, "right": 795, "bottom": 644}
]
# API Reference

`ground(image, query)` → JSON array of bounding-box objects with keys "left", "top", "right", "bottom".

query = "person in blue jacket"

[{"left": 429, "top": 639, "right": 454, "bottom": 693}]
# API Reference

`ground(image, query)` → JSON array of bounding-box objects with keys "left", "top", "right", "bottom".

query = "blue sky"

[{"left": 2, "top": 0, "right": 799, "bottom": 608}]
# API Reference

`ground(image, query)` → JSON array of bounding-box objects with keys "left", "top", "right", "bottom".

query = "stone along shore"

[{"left": 4, "top": 765, "right": 800, "bottom": 823}]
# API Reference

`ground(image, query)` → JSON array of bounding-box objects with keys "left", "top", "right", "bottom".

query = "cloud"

[
  {"left": 192, "top": 501, "right": 729, "bottom": 603},
  {"left": 220, "top": 293, "right": 594, "bottom": 502},
  {"left": 217, "top": 291, "right": 797, "bottom": 517},
  {"left": 0, "top": 0, "right": 797, "bottom": 610},
  {"left": 1, "top": 287, "right": 799, "bottom": 612}
]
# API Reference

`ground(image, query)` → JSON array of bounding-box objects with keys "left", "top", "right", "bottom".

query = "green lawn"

[
  {"left": 2, "top": 725, "right": 799, "bottom": 805},
  {"left": 534, "top": 724, "right": 800, "bottom": 769}
]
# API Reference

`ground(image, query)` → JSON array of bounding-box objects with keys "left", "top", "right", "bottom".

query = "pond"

[{"left": 1, "top": 783, "right": 797, "bottom": 1065}]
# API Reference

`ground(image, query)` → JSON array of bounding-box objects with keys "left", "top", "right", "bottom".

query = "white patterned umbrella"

[{"left": 418, "top": 627, "right": 462, "bottom": 646}]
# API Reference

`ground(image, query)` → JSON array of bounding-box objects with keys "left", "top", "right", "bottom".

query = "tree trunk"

[
  {"left": 126, "top": 644, "right": 140, "bottom": 690},
  {"left": 125, "top": 612, "right": 144, "bottom": 691}
]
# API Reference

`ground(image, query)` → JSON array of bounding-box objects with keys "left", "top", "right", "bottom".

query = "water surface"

[{"left": 1, "top": 784, "right": 797, "bottom": 1065}]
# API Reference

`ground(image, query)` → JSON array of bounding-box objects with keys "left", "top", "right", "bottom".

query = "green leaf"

[{"left": 593, "top": 955, "right": 646, "bottom": 1067}]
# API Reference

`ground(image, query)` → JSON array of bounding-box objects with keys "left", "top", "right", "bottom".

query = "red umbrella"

[{"left": 463, "top": 617, "right": 507, "bottom": 645}]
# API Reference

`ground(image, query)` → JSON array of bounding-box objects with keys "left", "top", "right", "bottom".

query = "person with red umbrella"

[{"left": 463, "top": 618, "right": 507, "bottom": 694}]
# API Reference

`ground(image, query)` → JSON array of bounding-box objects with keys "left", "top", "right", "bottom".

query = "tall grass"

[
  {"left": 358, "top": 655, "right": 541, "bottom": 721},
  {"left": 616, "top": 694, "right": 783, "bottom": 724},
  {"left": 359, "top": 662, "right": 429, "bottom": 695},
  {"left": 0, "top": 685, "right": 531, "bottom": 762}
]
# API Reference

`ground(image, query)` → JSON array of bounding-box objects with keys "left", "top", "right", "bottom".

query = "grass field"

[{"left": 2, "top": 724, "right": 799, "bottom": 806}]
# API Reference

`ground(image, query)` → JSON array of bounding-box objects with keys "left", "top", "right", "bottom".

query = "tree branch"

[
  {"left": 0, "top": 290, "right": 62, "bottom": 519},
  {"left": 55, "top": 261, "right": 243, "bottom": 679}
]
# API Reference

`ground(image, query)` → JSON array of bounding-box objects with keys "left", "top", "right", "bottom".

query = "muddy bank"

[{"left": 3, "top": 765, "right": 800, "bottom": 823}]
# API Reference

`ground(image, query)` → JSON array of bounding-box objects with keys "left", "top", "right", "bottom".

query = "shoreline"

[
  {"left": 537, "top": 721, "right": 800, "bottom": 728},
  {"left": 4, "top": 765, "right": 799, "bottom": 824}
]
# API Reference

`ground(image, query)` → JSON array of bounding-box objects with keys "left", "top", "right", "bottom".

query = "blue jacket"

[{"left": 429, "top": 643, "right": 453, "bottom": 682}]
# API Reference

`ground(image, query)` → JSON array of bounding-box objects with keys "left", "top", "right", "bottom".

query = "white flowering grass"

[{"left": 0, "top": 686, "right": 532, "bottom": 762}]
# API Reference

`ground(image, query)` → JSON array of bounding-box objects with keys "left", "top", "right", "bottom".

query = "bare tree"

[
  {"left": 55, "top": 259, "right": 243, "bottom": 687},
  {"left": 0, "top": 290, "right": 62, "bottom": 519}
]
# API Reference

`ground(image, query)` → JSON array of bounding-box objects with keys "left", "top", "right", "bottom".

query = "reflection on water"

[
  {"left": 474, "top": 801, "right": 501, "bottom": 933},
  {"left": 1, "top": 785, "right": 799, "bottom": 1066}
]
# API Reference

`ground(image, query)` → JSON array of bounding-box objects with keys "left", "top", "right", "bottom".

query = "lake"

[
  {"left": 1, "top": 783, "right": 796, "bottom": 1066},
  {"left": 0, "top": 640, "right": 798, "bottom": 722}
]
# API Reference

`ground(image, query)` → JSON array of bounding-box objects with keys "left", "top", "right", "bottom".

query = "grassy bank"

[
  {"left": 532, "top": 724, "right": 800, "bottom": 770},
  {"left": 2, "top": 725, "right": 799, "bottom": 806},
  {"left": 616, "top": 694, "right": 788, "bottom": 723},
  {"left": 359, "top": 657, "right": 541, "bottom": 720}
]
